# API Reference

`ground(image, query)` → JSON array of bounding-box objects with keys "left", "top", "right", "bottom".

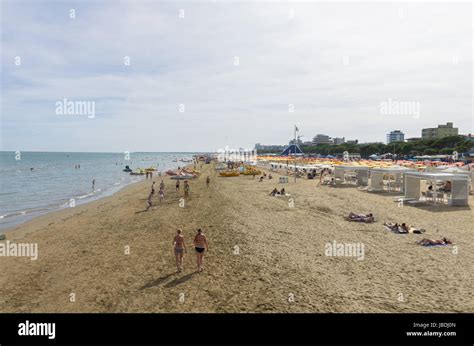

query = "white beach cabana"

[
  {"left": 333, "top": 165, "right": 369, "bottom": 186},
  {"left": 403, "top": 172, "right": 470, "bottom": 206},
  {"left": 436, "top": 167, "right": 474, "bottom": 193},
  {"left": 368, "top": 167, "right": 415, "bottom": 192}
]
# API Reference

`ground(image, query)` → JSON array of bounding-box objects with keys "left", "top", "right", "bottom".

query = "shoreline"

[
  {"left": 0, "top": 177, "right": 145, "bottom": 233},
  {"left": 1, "top": 161, "right": 473, "bottom": 313}
]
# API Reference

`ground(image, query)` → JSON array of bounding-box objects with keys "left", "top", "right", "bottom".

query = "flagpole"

[{"left": 294, "top": 125, "right": 297, "bottom": 183}]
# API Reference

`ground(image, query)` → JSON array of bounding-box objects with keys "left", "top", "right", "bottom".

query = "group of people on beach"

[
  {"left": 173, "top": 228, "right": 209, "bottom": 272},
  {"left": 269, "top": 187, "right": 285, "bottom": 196},
  {"left": 175, "top": 180, "right": 190, "bottom": 197},
  {"left": 147, "top": 179, "right": 166, "bottom": 210},
  {"left": 345, "top": 212, "right": 453, "bottom": 245}
]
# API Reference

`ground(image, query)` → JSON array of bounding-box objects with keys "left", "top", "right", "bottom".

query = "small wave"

[{"left": 0, "top": 208, "right": 42, "bottom": 220}]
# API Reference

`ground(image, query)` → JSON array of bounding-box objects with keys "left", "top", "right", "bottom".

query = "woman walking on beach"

[
  {"left": 194, "top": 228, "right": 208, "bottom": 272},
  {"left": 175, "top": 179, "right": 180, "bottom": 191},
  {"left": 173, "top": 229, "right": 186, "bottom": 272}
]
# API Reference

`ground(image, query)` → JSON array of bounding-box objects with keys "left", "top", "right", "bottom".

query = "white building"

[
  {"left": 386, "top": 130, "right": 405, "bottom": 144},
  {"left": 312, "top": 134, "right": 332, "bottom": 145}
]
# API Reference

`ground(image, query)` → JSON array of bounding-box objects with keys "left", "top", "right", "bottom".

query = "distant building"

[
  {"left": 406, "top": 137, "right": 422, "bottom": 142},
  {"left": 422, "top": 122, "right": 458, "bottom": 139},
  {"left": 289, "top": 138, "right": 303, "bottom": 146},
  {"left": 346, "top": 139, "right": 359, "bottom": 144},
  {"left": 333, "top": 137, "right": 345, "bottom": 145},
  {"left": 254, "top": 143, "right": 285, "bottom": 152},
  {"left": 386, "top": 130, "right": 405, "bottom": 144},
  {"left": 312, "top": 134, "right": 332, "bottom": 145}
]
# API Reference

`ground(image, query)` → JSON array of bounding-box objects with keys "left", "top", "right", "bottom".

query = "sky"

[{"left": 1, "top": 0, "right": 472, "bottom": 152}]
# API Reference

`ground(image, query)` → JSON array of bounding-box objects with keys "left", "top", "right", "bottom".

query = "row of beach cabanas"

[{"left": 258, "top": 158, "right": 473, "bottom": 206}]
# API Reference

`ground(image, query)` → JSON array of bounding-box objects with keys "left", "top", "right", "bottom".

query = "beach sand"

[{"left": 0, "top": 162, "right": 473, "bottom": 313}]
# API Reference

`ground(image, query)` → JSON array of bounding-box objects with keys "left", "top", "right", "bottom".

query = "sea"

[{"left": 0, "top": 152, "right": 200, "bottom": 231}]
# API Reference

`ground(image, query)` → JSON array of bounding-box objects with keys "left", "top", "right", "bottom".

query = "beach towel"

[{"left": 346, "top": 217, "right": 375, "bottom": 223}]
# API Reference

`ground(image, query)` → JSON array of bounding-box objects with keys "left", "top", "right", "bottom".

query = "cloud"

[{"left": 1, "top": 1, "right": 472, "bottom": 151}]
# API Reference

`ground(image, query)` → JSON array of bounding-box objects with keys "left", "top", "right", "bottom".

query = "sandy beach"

[{"left": 0, "top": 161, "right": 473, "bottom": 313}]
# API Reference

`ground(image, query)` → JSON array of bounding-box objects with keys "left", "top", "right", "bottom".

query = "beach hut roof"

[
  {"left": 404, "top": 172, "right": 469, "bottom": 181},
  {"left": 335, "top": 165, "right": 369, "bottom": 170},
  {"left": 370, "top": 166, "right": 415, "bottom": 173},
  {"left": 436, "top": 166, "right": 468, "bottom": 173}
]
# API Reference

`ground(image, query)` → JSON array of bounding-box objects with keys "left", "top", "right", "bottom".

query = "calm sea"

[{"left": 0, "top": 152, "right": 199, "bottom": 230}]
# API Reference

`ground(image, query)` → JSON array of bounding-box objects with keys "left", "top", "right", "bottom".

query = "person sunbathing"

[
  {"left": 280, "top": 188, "right": 285, "bottom": 195},
  {"left": 383, "top": 222, "right": 407, "bottom": 233},
  {"left": 407, "top": 225, "right": 425, "bottom": 234},
  {"left": 416, "top": 237, "right": 452, "bottom": 246},
  {"left": 270, "top": 188, "right": 278, "bottom": 196},
  {"left": 348, "top": 212, "right": 374, "bottom": 223}
]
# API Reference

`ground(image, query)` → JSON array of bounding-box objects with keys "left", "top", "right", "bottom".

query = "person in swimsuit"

[
  {"left": 184, "top": 180, "right": 190, "bottom": 197},
  {"left": 146, "top": 192, "right": 153, "bottom": 211},
  {"left": 173, "top": 229, "right": 186, "bottom": 272},
  {"left": 159, "top": 188, "right": 165, "bottom": 203},
  {"left": 417, "top": 237, "right": 452, "bottom": 246},
  {"left": 348, "top": 212, "right": 374, "bottom": 223},
  {"left": 160, "top": 180, "right": 165, "bottom": 191},
  {"left": 151, "top": 181, "right": 156, "bottom": 195},
  {"left": 206, "top": 176, "right": 210, "bottom": 188},
  {"left": 176, "top": 180, "right": 180, "bottom": 191},
  {"left": 193, "top": 228, "right": 208, "bottom": 272}
]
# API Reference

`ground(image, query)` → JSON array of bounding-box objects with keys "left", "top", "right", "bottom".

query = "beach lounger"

[
  {"left": 407, "top": 200, "right": 428, "bottom": 205},
  {"left": 393, "top": 197, "right": 415, "bottom": 203}
]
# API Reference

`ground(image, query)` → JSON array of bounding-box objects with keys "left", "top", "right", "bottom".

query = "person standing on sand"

[
  {"left": 173, "top": 229, "right": 186, "bottom": 272},
  {"left": 159, "top": 188, "right": 165, "bottom": 203},
  {"left": 176, "top": 179, "right": 180, "bottom": 191},
  {"left": 160, "top": 179, "right": 165, "bottom": 191},
  {"left": 184, "top": 180, "right": 190, "bottom": 197},
  {"left": 193, "top": 229, "right": 208, "bottom": 272},
  {"left": 92, "top": 178, "right": 95, "bottom": 190},
  {"left": 151, "top": 181, "right": 156, "bottom": 195},
  {"left": 206, "top": 176, "right": 210, "bottom": 188},
  {"left": 146, "top": 192, "right": 153, "bottom": 211}
]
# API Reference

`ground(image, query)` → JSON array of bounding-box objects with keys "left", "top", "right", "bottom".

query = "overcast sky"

[{"left": 1, "top": 0, "right": 472, "bottom": 152}]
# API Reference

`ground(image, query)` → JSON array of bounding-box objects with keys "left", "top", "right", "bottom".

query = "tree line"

[{"left": 260, "top": 136, "right": 473, "bottom": 158}]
